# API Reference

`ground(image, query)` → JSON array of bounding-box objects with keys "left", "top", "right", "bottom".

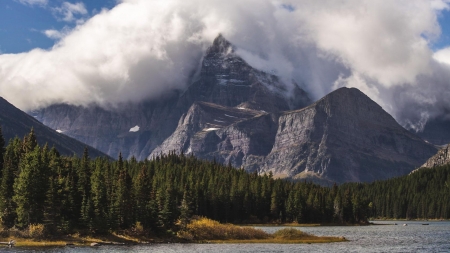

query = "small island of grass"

[{"left": 178, "top": 218, "right": 347, "bottom": 244}]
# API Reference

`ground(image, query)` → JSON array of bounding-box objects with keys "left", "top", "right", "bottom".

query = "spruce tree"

[
  {"left": 78, "top": 147, "right": 92, "bottom": 227},
  {"left": 0, "top": 126, "right": 5, "bottom": 178},
  {"left": 0, "top": 138, "right": 21, "bottom": 228},
  {"left": 13, "top": 145, "right": 44, "bottom": 227},
  {"left": 91, "top": 157, "right": 109, "bottom": 232}
]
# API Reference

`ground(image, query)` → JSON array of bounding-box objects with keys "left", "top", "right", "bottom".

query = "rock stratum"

[
  {"left": 0, "top": 97, "right": 106, "bottom": 158},
  {"left": 151, "top": 88, "right": 437, "bottom": 184}
]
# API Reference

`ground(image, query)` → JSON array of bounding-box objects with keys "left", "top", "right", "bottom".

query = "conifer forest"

[{"left": 0, "top": 127, "right": 449, "bottom": 235}]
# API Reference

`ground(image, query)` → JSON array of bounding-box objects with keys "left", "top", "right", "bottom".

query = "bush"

[{"left": 28, "top": 224, "right": 46, "bottom": 239}]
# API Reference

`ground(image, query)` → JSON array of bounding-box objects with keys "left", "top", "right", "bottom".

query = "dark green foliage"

[
  {"left": 0, "top": 127, "right": 449, "bottom": 234},
  {"left": 0, "top": 126, "right": 5, "bottom": 177}
]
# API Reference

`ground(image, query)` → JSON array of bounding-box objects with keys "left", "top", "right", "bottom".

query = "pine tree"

[
  {"left": 22, "top": 127, "right": 37, "bottom": 154},
  {"left": 178, "top": 189, "right": 193, "bottom": 229},
  {"left": 78, "top": 147, "right": 92, "bottom": 227},
  {"left": 0, "top": 126, "right": 5, "bottom": 177},
  {"left": 0, "top": 138, "right": 22, "bottom": 228},
  {"left": 112, "top": 153, "right": 133, "bottom": 229},
  {"left": 91, "top": 157, "right": 109, "bottom": 232},
  {"left": 133, "top": 165, "right": 152, "bottom": 229},
  {"left": 13, "top": 145, "right": 44, "bottom": 227}
]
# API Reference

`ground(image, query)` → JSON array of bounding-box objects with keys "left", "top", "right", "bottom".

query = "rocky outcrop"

[
  {"left": 34, "top": 35, "right": 310, "bottom": 160},
  {"left": 0, "top": 97, "right": 106, "bottom": 158},
  {"left": 151, "top": 88, "right": 438, "bottom": 184},
  {"left": 421, "top": 144, "right": 450, "bottom": 168}
]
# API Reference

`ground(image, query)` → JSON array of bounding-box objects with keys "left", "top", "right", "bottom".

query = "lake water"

[{"left": 5, "top": 221, "right": 450, "bottom": 252}]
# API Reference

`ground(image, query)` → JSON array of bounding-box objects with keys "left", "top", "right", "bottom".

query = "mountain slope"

[
  {"left": 151, "top": 88, "right": 437, "bottom": 183},
  {"left": 0, "top": 97, "right": 107, "bottom": 158},
  {"left": 34, "top": 35, "right": 310, "bottom": 160}
]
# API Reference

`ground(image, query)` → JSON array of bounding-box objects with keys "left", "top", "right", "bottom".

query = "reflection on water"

[{"left": 5, "top": 221, "right": 450, "bottom": 253}]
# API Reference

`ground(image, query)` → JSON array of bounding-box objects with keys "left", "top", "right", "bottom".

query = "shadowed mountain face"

[
  {"left": 151, "top": 88, "right": 437, "bottom": 184},
  {"left": 34, "top": 35, "right": 310, "bottom": 160},
  {"left": 0, "top": 97, "right": 106, "bottom": 158}
]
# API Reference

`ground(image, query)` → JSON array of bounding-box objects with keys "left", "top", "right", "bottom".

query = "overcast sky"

[{"left": 1, "top": 0, "right": 450, "bottom": 131}]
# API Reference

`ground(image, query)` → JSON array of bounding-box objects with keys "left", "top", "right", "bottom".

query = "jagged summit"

[{"left": 206, "top": 34, "right": 235, "bottom": 56}]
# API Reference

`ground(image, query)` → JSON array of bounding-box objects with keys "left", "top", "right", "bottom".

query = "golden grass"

[{"left": 180, "top": 218, "right": 270, "bottom": 241}]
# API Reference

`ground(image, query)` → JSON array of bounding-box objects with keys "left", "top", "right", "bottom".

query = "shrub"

[{"left": 28, "top": 224, "right": 46, "bottom": 239}]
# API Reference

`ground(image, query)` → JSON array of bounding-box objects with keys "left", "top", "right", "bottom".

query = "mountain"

[
  {"left": 34, "top": 35, "right": 310, "bottom": 160},
  {"left": 0, "top": 97, "right": 107, "bottom": 158},
  {"left": 151, "top": 87, "right": 437, "bottom": 184},
  {"left": 421, "top": 144, "right": 450, "bottom": 168}
]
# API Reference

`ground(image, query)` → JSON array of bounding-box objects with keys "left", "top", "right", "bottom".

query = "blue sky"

[
  {"left": 0, "top": 0, "right": 117, "bottom": 54},
  {"left": 1, "top": 0, "right": 450, "bottom": 54}
]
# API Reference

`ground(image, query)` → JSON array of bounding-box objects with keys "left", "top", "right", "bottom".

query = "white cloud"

[
  {"left": 16, "top": 0, "right": 48, "bottom": 6},
  {"left": 53, "top": 2, "right": 88, "bottom": 23},
  {"left": 431, "top": 0, "right": 450, "bottom": 10},
  {"left": 433, "top": 47, "right": 450, "bottom": 65},
  {"left": 43, "top": 26, "right": 73, "bottom": 40},
  {"left": 43, "top": 29, "right": 64, "bottom": 40},
  {"left": 0, "top": 0, "right": 450, "bottom": 131}
]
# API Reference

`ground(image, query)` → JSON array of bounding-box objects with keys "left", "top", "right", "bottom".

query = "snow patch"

[
  {"left": 224, "top": 114, "right": 237, "bottom": 118},
  {"left": 217, "top": 78, "right": 246, "bottom": 86},
  {"left": 214, "top": 119, "right": 225, "bottom": 123},
  {"left": 129, "top": 125, "right": 140, "bottom": 132},
  {"left": 56, "top": 129, "right": 64, "bottom": 133},
  {"left": 205, "top": 128, "right": 220, "bottom": 131},
  {"left": 237, "top": 107, "right": 246, "bottom": 110}
]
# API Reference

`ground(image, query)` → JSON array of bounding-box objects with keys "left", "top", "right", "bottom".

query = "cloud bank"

[{"left": 1, "top": 0, "right": 450, "bottom": 130}]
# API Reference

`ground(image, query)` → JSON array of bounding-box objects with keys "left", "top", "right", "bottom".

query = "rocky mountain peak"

[
  {"left": 311, "top": 87, "right": 399, "bottom": 127},
  {"left": 206, "top": 34, "right": 235, "bottom": 56}
]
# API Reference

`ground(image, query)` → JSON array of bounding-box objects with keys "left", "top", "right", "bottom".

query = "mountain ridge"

[
  {"left": 151, "top": 87, "right": 437, "bottom": 183},
  {"left": 0, "top": 97, "right": 107, "bottom": 158}
]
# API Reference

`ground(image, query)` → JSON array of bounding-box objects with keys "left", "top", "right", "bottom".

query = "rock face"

[
  {"left": 151, "top": 88, "right": 438, "bottom": 183},
  {"left": 421, "top": 144, "right": 450, "bottom": 168},
  {"left": 35, "top": 35, "right": 310, "bottom": 160},
  {"left": 0, "top": 97, "right": 106, "bottom": 158}
]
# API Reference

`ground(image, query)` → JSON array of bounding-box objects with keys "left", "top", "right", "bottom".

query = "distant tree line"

[{"left": 0, "top": 127, "right": 448, "bottom": 235}]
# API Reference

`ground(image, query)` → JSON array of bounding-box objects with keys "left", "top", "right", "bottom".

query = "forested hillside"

[{"left": 0, "top": 127, "right": 448, "bottom": 236}]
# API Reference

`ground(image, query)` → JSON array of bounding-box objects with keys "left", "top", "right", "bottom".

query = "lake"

[{"left": 6, "top": 221, "right": 450, "bottom": 252}]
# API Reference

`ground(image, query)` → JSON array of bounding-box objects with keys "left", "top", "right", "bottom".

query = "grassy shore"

[{"left": 0, "top": 218, "right": 347, "bottom": 247}]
